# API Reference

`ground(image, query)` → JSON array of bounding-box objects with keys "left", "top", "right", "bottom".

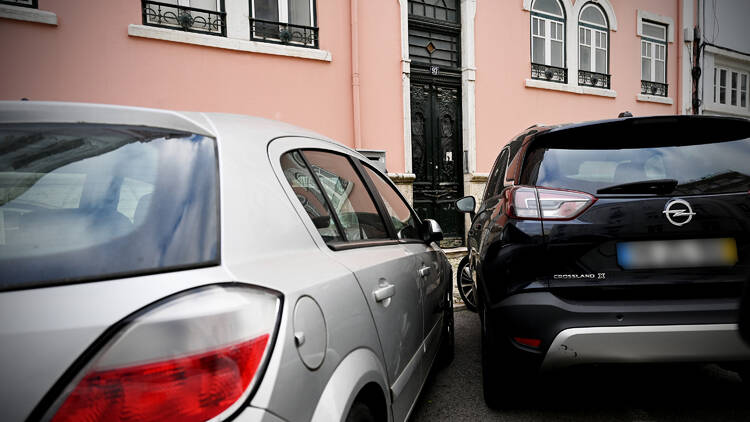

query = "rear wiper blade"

[{"left": 596, "top": 179, "right": 678, "bottom": 195}]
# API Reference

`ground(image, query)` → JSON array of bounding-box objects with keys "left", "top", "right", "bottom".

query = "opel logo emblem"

[{"left": 663, "top": 199, "right": 696, "bottom": 226}]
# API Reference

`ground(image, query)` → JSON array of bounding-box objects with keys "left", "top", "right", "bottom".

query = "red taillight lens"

[
  {"left": 513, "top": 337, "right": 541, "bottom": 348},
  {"left": 507, "top": 186, "right": 595, "bottom": 220},
  {"left": 48, "top": 286, "right": 280, "bottom": 422}
]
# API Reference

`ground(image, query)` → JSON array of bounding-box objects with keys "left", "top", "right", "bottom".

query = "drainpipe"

[{"left": 351, "top": 0, "right": 362, "bottom": 149}]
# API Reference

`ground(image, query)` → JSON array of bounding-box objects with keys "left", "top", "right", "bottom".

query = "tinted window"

[
  {"left": 522, "top": 138, "right": 750, "bottom": 195},
  {"left": 280, "top": 151, "right": 342, "bottom": 242},
  {"left": 484, "top": 148, "right": 509, "bottom": 199},
  {"left": 362, "top": 165, "right": 420, "bottom": 240},
  {"left": 0, "top": 124, "right": 219, "bottom": 290},
  {"left": 302, "top": 151, "right": 389, "bottom": 241}
]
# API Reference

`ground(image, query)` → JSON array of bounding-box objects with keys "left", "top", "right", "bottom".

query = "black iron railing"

[
  {"left": 531, "top": 63, "right": 567, "bottom": 84},
  {"left": 250, "top": 18, "right": 319, "bottom": 48},
  {"left": 0, "top": 0, "right": 37, "bottom": 8},
  {"left": 641, "top": 80, "right": 668, "bottom": 97},
  {"left": 142, "top": 0, "right": 226, "bottom": 37},
  {"left": 578, "top": 70, "right": 610, "bottom": 89}
]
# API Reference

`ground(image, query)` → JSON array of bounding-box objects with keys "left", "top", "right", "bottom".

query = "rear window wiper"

[{"left": 596, "top": 179, "right": 678, "bottom": 195}]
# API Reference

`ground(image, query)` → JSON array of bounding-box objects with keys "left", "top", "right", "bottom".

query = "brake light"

[
  {"left": 506, "top": 186, "right": 595, "bottom": 220},
  {"left": 513, "top": 337, "right": 541, "bottom": 348},
  {"left": 47, "top": 285, "right": 281, "bottom": 422}
]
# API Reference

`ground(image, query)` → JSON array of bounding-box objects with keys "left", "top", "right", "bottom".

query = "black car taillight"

[
  {"left": 506, "top": 186, "right": 596, "bottom": 220},
  {"left": 46, "top": 285, "right": 281, "bottom": 422}
]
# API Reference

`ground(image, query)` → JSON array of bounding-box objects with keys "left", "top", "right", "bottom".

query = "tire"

[
  {"left": 345, "top": 401, "right": 375, "bottom": 422},
  {"left": 457, "top": 256, "right": 477, "bottom": 312},
  {"left": 479, "top": 294, "right": 537, "bottom": 409},
  {"left": 437, "top": 287, "right": 455, "bottom": 367}
]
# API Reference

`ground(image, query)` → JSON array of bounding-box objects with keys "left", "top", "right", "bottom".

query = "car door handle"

[
  {"left": 419, "top": 266, "right": 431, "bottom": 277},
  {"left": 373, "top": 284, "right": 396, "bottom": 302}
]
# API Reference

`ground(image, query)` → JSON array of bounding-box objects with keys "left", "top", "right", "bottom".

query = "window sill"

[
  {"left": 0, "top": 4, "right": 57, "bottom": 25},
  {"left": 702, "top": 102, "right": 750, "bottom": 117},
  {"left": 525, "top": 79, "right": 617, "bottom": 98},
  {"left": 127, "top": 24, "right": 332, "bottom": 62},
  {"left": 636, "top": 94, "right": 673, "bottom": 105}
]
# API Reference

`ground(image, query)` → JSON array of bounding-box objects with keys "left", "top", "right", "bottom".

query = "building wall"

[
  {"left": 473, "top": 0, "right": 682, "bottom": 173},
  {"left": 0, "top": 0, "right": 402, "bottom": 162}
]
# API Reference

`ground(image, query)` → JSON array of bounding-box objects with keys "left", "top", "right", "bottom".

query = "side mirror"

[
  {"left": 421, "top": 219, "right": 443, "bottom": 244},
  {"left": 456, "top": 196, "right": 476, "bottom": 217}
]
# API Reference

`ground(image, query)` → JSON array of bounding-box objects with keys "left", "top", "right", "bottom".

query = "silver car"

[{"left": 0, "top": 101, "right": 454, "bottom": 422}]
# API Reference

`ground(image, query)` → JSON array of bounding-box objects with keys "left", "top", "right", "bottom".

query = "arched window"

[
  {"left": 578, "top": 3, "right": 609, "bottom": 88},
  {"left": 530, "top": 0, "right": 566, "bottom": 83}
]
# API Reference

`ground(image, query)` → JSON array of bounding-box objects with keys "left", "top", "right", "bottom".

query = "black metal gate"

[{"left": 410, "top": 80, "right": 463, "bottom": 247}]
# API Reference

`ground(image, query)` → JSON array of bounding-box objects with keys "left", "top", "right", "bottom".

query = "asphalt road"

[{"left": 411, "top": 309, "right": 750, "bottom": 422}]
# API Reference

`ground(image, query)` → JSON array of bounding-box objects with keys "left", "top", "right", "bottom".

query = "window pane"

[
  {"left": 362, "top": 166, "right": 420, "bottom": 240},
  {"left": 579, "top": 27, "right": 585, "bottom": 43},
  {"left": 642, "top": 57, "right": 651, "bottom": 81},
  {"left": 731, "top": 72, "right": 738, "bottom": 106},
  {"left": 655, "top": 61, "right": 665, "bottom": 83},
  {"left": 595, "top": 48, "right": 606, "bottom": 73},
  {"left": 720, "top": 69, "right": 727, "bottom": 104},
  {"left": 713, "top": 68, "right": 717, "bottom": 103},
  {"left": 551, "top": 40, "right": 563, "bottom": 67},
  {"left": 580, "top": 4, "right": 606, "bottom": 26},
  {"left": 302, "top": 151, "right": 388, "bottom": 241},
  {"left": 280, "top": 151, "right": 342, "bottom": 242},
  {"left": 579, "top": 45, "right": 590, "bottom": 70},
  {"left": 190, "top": 0, "right": 217, "bottom": 11},
  {"left": 532, "top": 36, "right": 545, "bottom": 64},
  {"left": 532, "top": 0, "right": 563, "bottom": 17},
  {"left": 289, "top": 0, "right": 311, "bottom": 26},
  {"left": 642, "top": 21, "right": 666, "bottom": 41},
  {"left": 642, "top": 41, "right": 651, "bottom": 58},
  {"left": 539, "top": 18, "right": 546, "bottom": 36},
  {"left": 254, "top": 0, "right": 279, "bottom": 21},
  {"left": 742, "top": 74, "right": 748, "bottom": 108}
]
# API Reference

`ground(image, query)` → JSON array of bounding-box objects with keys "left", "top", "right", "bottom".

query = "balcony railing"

[
  {"left": 578, "top": 70, "right": 610, "bottom": 89},
  {"left": 0, "top": 0, "right": 37, "bottom": 8},
  {"left": 250, "top": 18, "right": 319, "bottom": 49},
  {"left": 531, "top": 63, "right": 567, "bottom": 84},
  {"left": 142, "top": 0, "right": 226, "bottom": 37},
  {"left": 641, "top": 80, "right": 668, "bottom": 97}
]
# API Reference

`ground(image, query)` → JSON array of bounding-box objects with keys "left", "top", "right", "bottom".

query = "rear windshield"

[
  {"left": 0, "top": 124, "right": 219, "bottom": 290},
  {"left": 521, "top": 136, "right": 750, "bottom": 196}
]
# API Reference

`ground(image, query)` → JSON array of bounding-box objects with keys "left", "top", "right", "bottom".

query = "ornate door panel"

[{"left": 411, "top": 81, "right": 463, "bottom": 247}]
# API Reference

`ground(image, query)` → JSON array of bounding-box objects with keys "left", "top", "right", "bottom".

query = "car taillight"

[
  {"left": 46, "top": 285, "right": 281, "bottom": 422},
  {"left": 507, "top": 186, "right": 595, "bottom": 220}
]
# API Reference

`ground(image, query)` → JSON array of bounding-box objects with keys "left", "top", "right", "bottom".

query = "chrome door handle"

[
  {"left": 419, "top": 266, "right": 431, "bottom": 277},
  {"left": 373, "top": 284, "right": 396, "bottom": 302}
]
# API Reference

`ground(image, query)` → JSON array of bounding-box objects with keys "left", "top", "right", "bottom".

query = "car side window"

[
  {"left": 280, "top": 151, "right": 343, "bottom": 242},
  {"left": 484, "top": 148, "right": 509, "bottom": 200},
  {"left": 361, "top": 164, "right": 421, "bottom": 241},
  {"left": 301, "top": 150, "right": 390, "bottom": 241}
]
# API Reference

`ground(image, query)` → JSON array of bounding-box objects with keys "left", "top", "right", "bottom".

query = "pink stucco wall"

[
  {"left": 474, "top": 0, "right": 682, "bottom": 173},
  {"left": 0, "top": 0, "right": 368, "bottom": 153}
]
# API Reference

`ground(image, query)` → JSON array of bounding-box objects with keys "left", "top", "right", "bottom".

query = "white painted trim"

[
  {"left": 399, "top": 0, "right": 412, "bottom": 174},
  {"left": 226, "top": 0, "right": 250, "bottom": 40},
  {"left": 703, "top": 102, "right": 750, "bottom": 118},
  {"left": 127, "top": 24, "right": 332, "bottom": 61},
  {"left": 636, "top": 94, "right": 674, "bottom": 105},
  {"left": 0, "top": 4, "right": 56, "bottom": 25},
  {"left": 525, "top": 79, "right": 617, "bottom": 97},
  {"left": 461, "top": 0, "right": 477, "bottom": 174},
  {"left": 571, "top": 0, "right": 617, "bottom": 31},
  {"left": 637, "top": 10, "right": 675, "bottom": 43},
  {"left": 705, "top": 45, "right": 750, "bottom": 65}
]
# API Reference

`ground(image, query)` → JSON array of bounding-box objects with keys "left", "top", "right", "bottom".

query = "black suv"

[{"left": 456, "top": 116, "right": 750, "bottom": 408}]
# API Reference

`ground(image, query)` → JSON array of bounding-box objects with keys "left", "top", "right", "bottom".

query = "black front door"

[{"left": 411, "top": 80, "right": 463, "bottom": 247}]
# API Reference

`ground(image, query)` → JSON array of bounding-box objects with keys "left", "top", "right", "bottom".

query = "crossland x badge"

[{"left": 663, "top": 199, "right": 696, "bottom": 226}]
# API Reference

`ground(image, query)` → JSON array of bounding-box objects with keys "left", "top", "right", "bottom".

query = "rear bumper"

[
  {"left": 542, "top": 324, "right": 750, "bottom": 370},
  {"left": 486, "top": 291, "right": 750, "bottom": 370}
]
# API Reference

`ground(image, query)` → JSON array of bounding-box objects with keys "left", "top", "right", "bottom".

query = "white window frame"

[
  {"left": 250, "top": 0, "right": 316, "bottom": 27},
  {"left": 713, "top": 65, "right": 749, "bottom": 110},
  {"left": 578, "top": 4, "right": 608, "bottom": 75},
  {"left": 161, "top": 0, "right": 221, "bottom": 11},
  {"left": 530, "top": 0, "right": 565, "bottom": 68},
  {"left": 641, "top": 38, "right": 666, "bottom": 84}
]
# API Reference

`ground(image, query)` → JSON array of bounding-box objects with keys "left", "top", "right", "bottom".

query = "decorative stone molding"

[{"left": 388, "top": 172, "right": 416, "bottom": 204}]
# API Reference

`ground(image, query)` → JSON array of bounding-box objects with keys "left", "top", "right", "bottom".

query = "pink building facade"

[{"left": 0, "top": 0, "right": 691, "bottom": 245}]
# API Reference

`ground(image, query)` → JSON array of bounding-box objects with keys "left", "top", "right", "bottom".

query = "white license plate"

[{"left": 616, "top": 238, "right": 738, "bottom": 270}]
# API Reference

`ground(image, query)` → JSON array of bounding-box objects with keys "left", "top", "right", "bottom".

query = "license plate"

[{"left": 616, "top": 238, "right": 738, "bottom": 270}]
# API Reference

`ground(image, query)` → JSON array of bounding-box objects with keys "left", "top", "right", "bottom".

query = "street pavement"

[{"left": 411, "top": 309, "right": 750, "bottom": 422}]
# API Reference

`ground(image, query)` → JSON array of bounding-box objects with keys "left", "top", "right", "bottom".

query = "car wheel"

[
  {"left": 437, "top": 287, "right": 455, "bottom": 367},
  {"left": 480, "top": 294, "right": 536, "bottom": 409},
  {"left": 457, "top": 256, "right": 477, "bottom": 312},
  {"left": 345, "top": 401, "right": 375, "bottom": 422}
]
